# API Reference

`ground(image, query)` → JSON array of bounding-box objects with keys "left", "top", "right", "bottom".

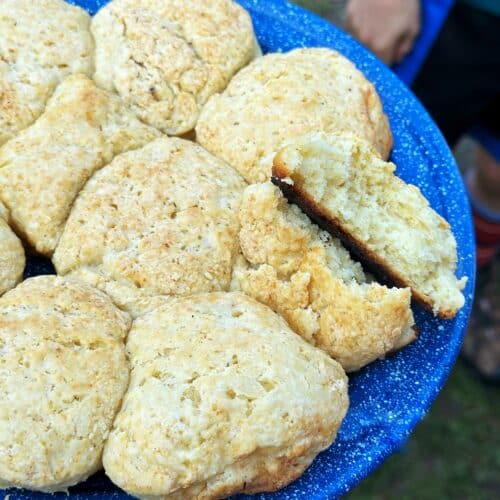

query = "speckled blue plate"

[{"left": 5, "top": 1, "right": 475, "bottom": 499}]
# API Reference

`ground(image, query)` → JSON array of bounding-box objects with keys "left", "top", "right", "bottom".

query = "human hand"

[{"left": 345, "top": 0, "right": 421, "bottom": 65}]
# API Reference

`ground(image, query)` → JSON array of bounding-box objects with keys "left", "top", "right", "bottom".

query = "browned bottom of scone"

[{"left": 271, "top": 170, "right": 456, "bottom": 320}]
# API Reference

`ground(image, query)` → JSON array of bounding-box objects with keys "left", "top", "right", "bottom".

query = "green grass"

[
  {"left": 348, "top": 360, "right": 500, "bottom": 499},
  {"left": 293, "top": 0, "right": 337, "bottom": 17}
]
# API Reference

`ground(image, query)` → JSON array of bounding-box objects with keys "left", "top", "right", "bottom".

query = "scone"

[
  {"left": 0, "top": 75, "right": 161, "bottom": 256},
  {"left": 103, "top": 292, "right": 348, "bottom": 499},
  {"left": 53, "top": 137, "right": 246, "bottom": 317},
  {"left": 0, "top": 276, "right": 130, "bottom": 493},
  {"left": 196, "top": 48, "right": 392, "bottom": 183},
  {"left": 0, "top": 0, "right": 93, "bottom": 145},
  {"left": 91, "top": 0, "right": 256, "bottom": 135},
  {"left": 0, "top": 201, "right": 24, "bottom": 296},
  {"left": 272, "top": 132, "right": 467, "bottom": 318},
  {"left": 231, "top": 183, "right": 415, "bottom": 372}
]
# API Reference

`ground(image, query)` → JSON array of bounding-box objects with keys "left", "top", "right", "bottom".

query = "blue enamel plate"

[{"left": 6, "top": 0, "right": 475, "bottom": 499}]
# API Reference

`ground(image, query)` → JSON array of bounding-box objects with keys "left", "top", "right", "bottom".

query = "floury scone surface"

[
  {"left": 0, "top": 0, "right": 94, "bottom": 146},
  {"left": 103, "top": 292, "right": 348, "bottom": 499},
  {"left": 91, "top": 0, "right": 257, "bottom": 135},
  {"left": 0, "top": 201, "right": 25, "bottom": 297},
  {"left": 0, "top": 276, "right": 130, "bottom": 492},
  {"left": 0, "top": 75, "right": 160, "bottom": 256},
  {"left": 196, "top": 48, "right": 393, "bottom": 183},
  {"left": 53, "top": 137, "right": 246, "bottom": 317}
]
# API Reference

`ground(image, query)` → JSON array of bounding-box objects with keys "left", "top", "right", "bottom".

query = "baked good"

[
  {"left": 272, "top": 132, "right": 466, "bottom": 318},
  {"left": 0, "top": 75, "right": 161, "bottom": 256},
  {"left": 103, "top": 292, "right": 348, "bottom": 499},
  {"left": 91, "top": 0, "right": 256, "bottom": 135},
  {"left": 196, "top": 48, "right": 392, "bottom": 183},
  {"left": 53, "top": 137, "right": 246, "bottom": 317},
  {"left": 0, "top": 276, "right": 130, "bottom": 492},
  {"left": 232, "top": 183, "right": 415, "bottom": 372},
  {"left": 0, "top": 0, "right": 94, "bottom": 146},
  {"left": 0, "top": 201, "right": 25, "bottom": 296}
]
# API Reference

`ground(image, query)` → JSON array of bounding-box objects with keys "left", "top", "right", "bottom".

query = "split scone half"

[
  {"left": 0, "top": 75, "right": 161, "bottom": 256},
  {"left": 92, "top": 0, "right": 257, "bottom": 135},
  {"left": 272, "top": 132, "right": 467, "bottom": 319},
  {"left": 53, "top": 137, "right": 246, "bottom": 318},
  {"left": 103, "top": 292, "right": 348, "bottom": 499},
  {"left": 0, "top": 276, "right": 130, "bottom": 492},
  {"left": 0, "top": 0, "right": 94, "bottom": 145},
  {"left": 231, "top": 183, "right": 415, "bottom": 372},
  {"left": 196, "top": 48, "right": 392, "bottom": 183},
  {"left": 0, "top": 201, "right": 25, "bottom": 296}
]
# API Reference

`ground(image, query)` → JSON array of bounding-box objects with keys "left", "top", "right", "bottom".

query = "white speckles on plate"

[{"left": 3, "top": 1, "right": 474, "bottom": 499}]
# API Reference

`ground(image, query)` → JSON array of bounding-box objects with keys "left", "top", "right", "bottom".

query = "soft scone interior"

[
  {"left": 232, "top": 183, "right": 415, "bottom": 372},
  {"left": 103, "top": 292, "right": 348, "bottom": 499},
  {"left": 273, "top": 132, "right": 467, "bottom": 318}
]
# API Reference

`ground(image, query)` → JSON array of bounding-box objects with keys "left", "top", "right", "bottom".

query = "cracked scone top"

[
  {"left": 232, "top": 183, "right": 415, "bottom": 372},
  {"left": 196, "top": 48, "right": 392, "bottom": 183},
  {"left": 0, "top": 0, "right": 94, "bottom": 146},
  {"left": 0, "top": 75, "right": 161, "bottom": 257},
  {"left": 53, "top": 137, "right": 246, "bottom": 317},
  {"left": 0, "top": 276, "right": 130, "bottom": 493},
  {"left": 91, "top": 0, "right": 256, "bottom": 135},
  {"left": 0, "top": 201, "right": 24, "bottom": 296},
  {"left": 103, "top": 292, "right": 348, "bottom": 499}
]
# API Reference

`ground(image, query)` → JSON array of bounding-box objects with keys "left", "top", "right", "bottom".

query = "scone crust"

[
  {"left": 0, "top": 0, "right": 94, "bottom": 145},
  {"left": 0, "top": 276, "right": 130, "bottom": 492},
  {"left": 196, "top": 48, "right": 392, "bottom": 183},
  {"left": 103, "top": 292, "right": 348, "bottom": 499},
  {"left": 0, "top": 201, "right": 24, "bottom": 296},
  {"left": 232, "top": 183, "right": 415, "bottom": 372},
  {"left": 272, "top": 133, "right": 464, "bottom": 319},
  {"left": 53, "top": 137, "right": 246, "bottom": 317},
  {"left": 91, "top": 0, "right": 256, "bottom": 135},
  {"left": 0, "top": 75, "right": 161, "bottom": 256}
]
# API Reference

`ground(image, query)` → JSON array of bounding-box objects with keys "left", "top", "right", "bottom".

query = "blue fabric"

[
  {"left": 3, "top": 1, "right": 475, "bottom": 499},
  {"left": 393, "top": 0, "right": 500, "bottom": 172},
  {"left": 392, "top": 0, "right": 454, "bottom": 86}
]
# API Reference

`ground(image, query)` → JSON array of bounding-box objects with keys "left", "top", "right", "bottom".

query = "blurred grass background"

[{"left": 292, "top": 1, "right": 500, "bottom": 498}]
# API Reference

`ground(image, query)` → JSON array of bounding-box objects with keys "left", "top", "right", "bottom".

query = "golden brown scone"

[
  {"left": 196, "top": 48, "right": 392, "bottom": 183},
  {"left": 0, "top": 201, "right": 24, "bottom": 296},
  {"left": 272, "top": 132, "right": 467, "bottom": 318},
  {"left": 231, "top": 183, "right": 415, "bottom": 372},
  {"left": 103, "top": 292, "right": 348, "bottom": 499},
  {"left": 0, "top": 276, "right": 130, "bottom": 493},
  {"left": 53, "top": 137, "right": 246, "bottom": 318},
  {"left": 0, "top": 0, "right": 94, "bottom": 146},
  {"left": 91, "top": 0, "right": 256, "bottom": 136},
  {"left": 0, "top": 75, "right": 161, "bottom": 256}
]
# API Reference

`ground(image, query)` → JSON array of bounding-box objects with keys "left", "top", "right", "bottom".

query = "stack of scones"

[{"left": 0, "top": 1, "right": 466, "bottom": 498}]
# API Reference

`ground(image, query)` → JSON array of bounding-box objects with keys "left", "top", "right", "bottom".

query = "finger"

[
  {"left": 394, "top": 35, "right": 416, "bottom": 63},
  {"left": 370, "top": 36, "right": 399, "bottom": 65},
  {"left": 378, "top": 47, "right": 396, "bottom": 65},
  {"left": 344, "top": 9, "right": 364, "bottom": 40},
  {"left": 344, "top": 14, "right": 354, "bottom": 36}
]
